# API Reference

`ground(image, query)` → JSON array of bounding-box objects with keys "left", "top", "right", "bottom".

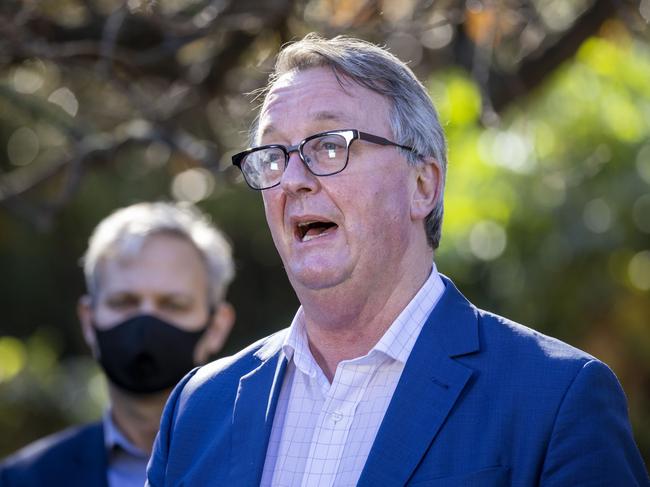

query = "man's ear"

[
  {"left": 78, "top": 295, "right": 98, "bottom": 356},
  {"left": 194, "top": 302, "right": 235, "bottom": 364},
  {"left": 411, "top": 158, "right": 442, "bottom": 221}
]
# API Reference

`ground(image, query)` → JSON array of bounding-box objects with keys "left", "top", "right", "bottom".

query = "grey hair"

[
  {"left": 251, "top": 33, "right": 447, "bottom": 249},
  {"left": 82, "top": 202, "right": 235, "bottom": 305}
]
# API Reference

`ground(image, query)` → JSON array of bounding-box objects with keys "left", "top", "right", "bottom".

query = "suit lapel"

[
  {"left": 229, "top": 336, "right": 288, "bottom": 486},
  {"left": 358, "top": 277, "right": 480, "bottom": 486}
]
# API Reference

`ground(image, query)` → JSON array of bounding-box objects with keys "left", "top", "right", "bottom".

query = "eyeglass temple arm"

[{"left": 357, "top": 131, "right": 415, "bottom": 152}]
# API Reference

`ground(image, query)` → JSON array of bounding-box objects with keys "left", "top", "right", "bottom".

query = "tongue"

[
  {"left": 303, "top": 222, "right": 336, "bottom": 239},
  {"left": 305, "top": 225, "right": 329, "bottom": 238}
]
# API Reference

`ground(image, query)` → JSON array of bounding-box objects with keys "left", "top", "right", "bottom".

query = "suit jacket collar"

[
  {"left": 229, "top": 332, "right": 288, "bottom": 486},
  {"left": 432, "top": 274, "right": 480, "bottom": 357},
  {"left": 229, "top": 275, "right": 479, "bottom": 485},
  {"left": 358, "top": 275, "right": 480, "bottom": 486}
]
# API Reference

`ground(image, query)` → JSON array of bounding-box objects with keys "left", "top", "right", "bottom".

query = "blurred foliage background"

[{"left": 0, "top": 0, "right": 649, "bottom": 466}]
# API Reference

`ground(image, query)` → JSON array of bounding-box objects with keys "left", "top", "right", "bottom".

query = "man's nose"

[
  {"left": 138, "top": 299, "right": 158, "bottom": 315},
  {"left": 280, "top": 150, "right": 318, "bottom": 194}
]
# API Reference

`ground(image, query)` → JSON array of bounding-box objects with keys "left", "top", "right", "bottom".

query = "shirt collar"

[
  {"left": 102, "top": 410, "right": 148, "bottom": 458},
  {"left": 282, "top": 309, "right": 320, "bottom": 379},
  {"left": 373, "top": 262, "right": 445, "bottom": 363},
  {"left": 281, "top": 262, "right": 445, "bottom": 374}
]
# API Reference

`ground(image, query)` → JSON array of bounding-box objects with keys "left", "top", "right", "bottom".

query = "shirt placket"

[{"left": 301, "top": 362, "right": 377, "bottom": 487}]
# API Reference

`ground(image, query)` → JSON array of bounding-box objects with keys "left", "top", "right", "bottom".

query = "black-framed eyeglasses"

[{"left": 231, "top": 129, "right": 416, "bottom": 190}]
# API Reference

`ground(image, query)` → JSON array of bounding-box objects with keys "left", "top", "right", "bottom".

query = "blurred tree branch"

[
  {"left": 487, "top": 0, "right": 622, "bottom": 113},
  {"left": 0, "top": 0, "right": 646, "bottom": 229}
]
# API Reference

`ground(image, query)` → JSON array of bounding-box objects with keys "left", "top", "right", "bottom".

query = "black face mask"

[{"left": 94, "top": 314, "right": 208, "bottom": 395}]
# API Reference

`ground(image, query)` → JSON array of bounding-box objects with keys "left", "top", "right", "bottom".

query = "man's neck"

[
  {"left": 298, "top": 256, "right": 434, "bottom": 381},
  {"left": 108, "top": 385, "right": 169, "bottom": 454}
]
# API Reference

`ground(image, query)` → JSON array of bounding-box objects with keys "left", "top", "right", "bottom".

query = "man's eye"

[
  {"left": 316, "top": 140, "right": 344, "bottom": 150},
  {"left": 107, "top": 297, "right": 138, "bottom": 309},
  {"left": 265, "top": 153, "right": 284, "bottom": 168},
  {"left": 312, "top": 136, "right": 346, "bottom": 155},
  {"left": 161, "top": 300, "right": 191, "bottom": 311}
]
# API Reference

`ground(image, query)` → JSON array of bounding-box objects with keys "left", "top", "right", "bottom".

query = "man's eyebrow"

[
  {"left": 105, "top": 290, "right": 135, "bottom": 297},
  {"left": 312, "top": 111, "right": 351, "bottom": 123},
  {"left": 258, "top": 125, "right": 276, "bottom": 141}
]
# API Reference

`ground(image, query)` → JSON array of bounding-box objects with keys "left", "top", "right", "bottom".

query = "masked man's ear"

[
  {"left": 78, "top": 295, "right": 98, "bottom": 355},
  {"left": 194, "top": 302, "right": 235, "bottom": 364}
]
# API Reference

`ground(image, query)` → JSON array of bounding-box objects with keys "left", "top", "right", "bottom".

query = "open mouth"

[{"left": 296, "top": 220, "right": 338, "bottom": 242}]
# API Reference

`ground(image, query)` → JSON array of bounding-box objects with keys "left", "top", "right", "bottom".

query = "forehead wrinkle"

[
  {"left": 258, "top": 71, "right": 361, "bottom": 142},
  {"left": 258, "top": 110, "right": 356, "bottom": 142}
]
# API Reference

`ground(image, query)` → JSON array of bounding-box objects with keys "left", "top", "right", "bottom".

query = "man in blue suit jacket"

[
  {"left": 1, "top": 203, "right": 235, "bottom": 487},
  {"left": 0, "top": 423, "right": 109, "bottom": 487},
  {"left": 147, "top": 34, "right": 648, "bottom": 486}
]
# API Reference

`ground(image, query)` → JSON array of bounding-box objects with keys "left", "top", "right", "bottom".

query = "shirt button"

[{"left": 331, "top": 411, "right": 343, "bottom": 423}]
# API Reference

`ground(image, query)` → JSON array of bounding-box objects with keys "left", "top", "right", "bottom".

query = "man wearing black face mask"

[{"left": 0, "top": 202, "right": 235, "bottom": 487}]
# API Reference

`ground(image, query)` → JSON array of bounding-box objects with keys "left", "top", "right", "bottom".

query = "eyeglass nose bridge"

[{"left": 282, "top": 141, "right": 314, "bottom": 174}]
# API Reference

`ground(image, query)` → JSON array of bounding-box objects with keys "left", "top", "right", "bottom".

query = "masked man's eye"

[
  {"left": 106, "top": 295, "right": 139, "bottom": 309},
  {"left": 160, "top": 297, "right": 192, "bottom": 312}
]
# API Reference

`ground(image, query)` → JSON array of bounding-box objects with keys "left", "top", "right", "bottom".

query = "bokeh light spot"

[
  {"left": 628, "top": 251, "right": 650, "bottom": 291},
  {"left": 12, "top": 59, "right": 45, "bottom": 94},
  {"left": 583, "top": 198, "right": 612, "bottom": 233},
  {"left": 469, "top": 220, "right": 507, "bottom": 261},
  {"left": 7, "top": 127, "right": 40, "bottom": 166},
  {"left": 145, "top": 141, "right": 171, "bottom": 168},
  {"left": 490, "top": 131, "right": 535, "bottom": 173},
  {"left": 381, "top": 0, "right": 418, "bottom": 22},
  {"left": 171, "top": 167, "right": 215, "bottom": 203},
  {"left": 48, "top": 87, "right": 79, "bottom": 117},
  {"left": 640, "top": 0, "right": 650, "bottom": 22},
  {"left": 421, "top": 19, "right": 454, "bottom": 50},
  {"left": 0, "top": 337, "right": 27, "bottom": 382}
]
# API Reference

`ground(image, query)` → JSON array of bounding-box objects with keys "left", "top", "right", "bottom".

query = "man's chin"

[{"left": 287, "top": 265, "right": 351, "bottom": 293}]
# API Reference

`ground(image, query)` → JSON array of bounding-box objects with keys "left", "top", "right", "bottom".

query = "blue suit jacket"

[
  {"left": 147, "top": 277, "right": 649, "bottom": 486},
  {"left": 0, "top": 422, "right": 109, "bottom": 487}
]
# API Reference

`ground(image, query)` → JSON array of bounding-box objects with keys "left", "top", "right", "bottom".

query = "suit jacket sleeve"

[{"left": 540, "top": 359, "right": 649, "bottom": 485}]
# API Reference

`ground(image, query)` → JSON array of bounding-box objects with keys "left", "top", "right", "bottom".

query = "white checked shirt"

[{"left": 260, "top": 265, "right": 445, "bottom": 487}]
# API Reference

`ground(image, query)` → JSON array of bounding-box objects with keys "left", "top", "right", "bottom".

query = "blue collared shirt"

[{"left": 103, "top": 411, "right": 149, "bottom": 487}]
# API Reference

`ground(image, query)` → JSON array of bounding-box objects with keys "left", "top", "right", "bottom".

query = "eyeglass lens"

[{"left": 242, "top": 133, "right": 349, "bottom": 189}]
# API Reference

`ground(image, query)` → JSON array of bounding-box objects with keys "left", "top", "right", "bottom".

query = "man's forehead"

[
  {"left": 258, "top": 67, "right": 386, "bottom": 141},
  {"left": 264, "top": 67, "right": 355, "bottom": 106},
  {"left": 95, "top": 255, "right": 143, "bottom": 290},
  {"left": 258, "top": 109, "right": 355, "bottom": 140},
  {"left": 96, "top": 236, "right": 205, "bottom": 284},
  {"left": 96, "top": 257, "right": 195, "bottom": 296}
]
